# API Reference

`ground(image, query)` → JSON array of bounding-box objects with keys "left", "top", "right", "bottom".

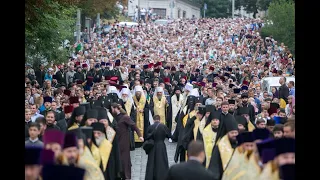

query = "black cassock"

[
  {"left": 106, "top": 119, "right": 122, "bottom": 180},
  {"left": 214, "top": 113, "right": 236, "bottom": 144},
  {"left": 145, "top": 122, "right": 171, "bottom": 180},
  {"left": 173, "top": 111, "right": 191, "bottom": 163}
]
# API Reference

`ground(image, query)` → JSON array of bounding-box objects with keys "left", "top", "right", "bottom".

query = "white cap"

[
  {"left": 155, "top": 87, "right": 164, "bottom": 93},
  {"left": 134, "top": 85, "right": 143, "bottom": 93},
  {"left": 48, "top": 68, "right": 53, "bottom": 71}
]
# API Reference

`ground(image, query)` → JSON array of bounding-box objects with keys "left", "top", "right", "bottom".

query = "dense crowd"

[{"left": 25, "top": 17, "right": 295, "bottom": 180}]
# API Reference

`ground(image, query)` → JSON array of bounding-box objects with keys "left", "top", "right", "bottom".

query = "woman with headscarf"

[{"left": 285, "top": 95, "right": 295, "bottom": 117}]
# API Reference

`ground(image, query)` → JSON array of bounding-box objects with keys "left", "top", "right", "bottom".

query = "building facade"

[{"left": 128, "top": 0, "right": 201, "bottom": 19}]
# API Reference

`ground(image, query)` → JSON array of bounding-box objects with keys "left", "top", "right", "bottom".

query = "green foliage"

[
  {"left": 257, "top": 0, "right": 272, "bottom": 11},
  {"left": 234, "top": 0, "right": 243, "bottom": 11},
  {"left": 242, "top": 0, "right": 259, "bottom": 18},
  {"left": 261, "top": 0, "right": 295, "bottom": 52},
  {"left": 26, "top": 0, "right": 77, "bottom": 65},
  {"left": 78, "top": 0, "right": 118, "bottom": 19},
  {"left": 25, "top": 0, "right": 119, "bottom": 65},
  {"left": 205, "top": 0, "right": 231, "bottom": 18}
]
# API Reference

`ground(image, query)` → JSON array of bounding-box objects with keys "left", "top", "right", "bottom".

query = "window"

[
  {"left": 183, "top": 11, "right": 186, "bottom": 18},
  {"left": 153, "top": 8, "right": 166, "bottom": 19},
  {"left": 178, "top": 9, "right": 181, "bottom": 18}
]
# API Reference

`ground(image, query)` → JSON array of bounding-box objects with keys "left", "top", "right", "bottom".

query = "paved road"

[{"left": 130, "top": 140, "right": 177, "bottom": 180}]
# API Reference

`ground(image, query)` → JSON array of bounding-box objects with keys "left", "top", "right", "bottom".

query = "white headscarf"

[
  {"left": 120, "top": 88, "right": 134, "bottom": 104},
  {"left": 107, "top": 86, "right": 121, "bottom": 98}
]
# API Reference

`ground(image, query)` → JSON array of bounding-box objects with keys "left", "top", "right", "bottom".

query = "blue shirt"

[{"left": 289, "top": 87, "right": 295, "bottom": 96}]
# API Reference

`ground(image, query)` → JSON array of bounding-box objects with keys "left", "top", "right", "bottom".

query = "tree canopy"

[
  {"left": 261, "top": 0, "right": 295, "bottom": 53},
  {"left": 25, "top": 0, "right": 118, "bottom": 65},
  {"left": 204, "top": 0, "right": 231, "bottom": 18}
]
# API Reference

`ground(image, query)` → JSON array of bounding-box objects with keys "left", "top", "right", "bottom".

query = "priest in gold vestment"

[
  {"left": 91, "top": 122, "right": 113, "bottom": 180},
  {"left": 208, "top": 118, "right": 238, "bottom": 180},
  {"left": 202, "top": 112, "right": 220, "bottom": 168},
  {"left": 132, "top": 85, "right": 148, "bottom": 144},
  {"left": 151, "top": 86, "right": 168, "bottom": 125},
  {"left": 62, "top": 131, "right": 104, "bottom": 180}
]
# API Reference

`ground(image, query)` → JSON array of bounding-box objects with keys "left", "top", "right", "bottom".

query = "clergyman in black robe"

[{"left": 145, "top": 116, "right": 171, "bottom": 180}]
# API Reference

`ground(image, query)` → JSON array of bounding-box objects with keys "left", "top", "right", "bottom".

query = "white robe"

[{"left": 171, "top": 94, "right": 184, "bottom": 134}]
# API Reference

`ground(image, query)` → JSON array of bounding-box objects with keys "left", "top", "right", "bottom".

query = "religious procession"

[{"left": 25, "top": 14, "right": 295, "bottom": 180}]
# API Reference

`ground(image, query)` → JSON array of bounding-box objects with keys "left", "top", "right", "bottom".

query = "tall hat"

[
  {"left": 235, "top": 115, "right": 247, "bottom": 127},
  {"left": 69, "top": 97, "right": 79, "bottom": 104},
  {"left": 97, "top": 108, "right": 108, "bottom": 120},
  {"left": 91, "top": 122, "right": 106, "bottom": 134},
  {"left": 63, "top": 132, "right": 78, "bottom": 149},
  {"left": 197, "top": 105, "right": 206, "bottom": 115},
  {"left": 236, "top": 131, "right": 254, "bottom": 146},
  {"left": 68, "top": 128, "right": 84, "bottom": 140},
  {"left": 40, "top": 149, "right": 55, "bottom": 165},
  {"left": 64, "top": 105, "right": 74, "bottom": 114},
  {"left": 228, "top": 99, "right": 236, "bottom": 104},
  {"left": 42, "top": 164, "right": 85, "bottom": 180},
  {"left": 274, "top": 138, "right": 295, "bottom": 156},
  {"left": 80, "top": 102, "right": 91, "bottom": 111},
  {"left": 225, "top": 118, "right": 238, "bottom": 132},
  {"left": 261, "top": 148, "right": 276, "bottom": 164},
  {"left": 25, "top": 146, "right": 43, "bottom": 165},
  {"left": 252, "top": 128, "right": 270, "bottom": 141},
  {"left": 73, "top": 106, "right": 86, "bottom": 116},
  {"left": 43, "top": 130, "right": 65, "bottom": 146},
  {"left": 85, "top": 109, "right": 98, "bottom": 119},
  {"left": 80, "top": 127, "right": 93, "bottom": 140},
  {"left": 44, "top": 97, "right": 53, "bottom": 103}
]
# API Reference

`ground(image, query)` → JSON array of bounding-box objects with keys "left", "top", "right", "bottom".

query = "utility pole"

[
  {"left": 232, "top": 0, "right": 235, "bottom": 19},
  {"left": 76, "top": 9, "right": 81, "bottom": 42},
  {"left": 97, "top": 13, "right": 100, "bottom": 29},
  {"left": 204, "top": 3, "right": 207, "bottom": 18},
  {"left": 170, "top": 0, "right": 174, "bottom": 19}
]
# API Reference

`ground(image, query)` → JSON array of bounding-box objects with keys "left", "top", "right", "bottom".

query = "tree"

[
  {"left": 78, "top": 0, "right": 118, "bottom": 19},
  {"left": 205, "top": 0, "right": 231, "bottom": 18},
  {"left": 242, "top": 0, "right": 259, "bottom": 18},
  {"left": 261, "top": 0, "right": 295, "bottom": 53},
  {"left": 257, "top": 0, "right": 272, "bottom": 11},
  {"left": 26, "top": 0, "right": 77, "bottom": 65}
]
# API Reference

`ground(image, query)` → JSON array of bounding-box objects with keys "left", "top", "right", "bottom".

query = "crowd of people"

[{"left": 25, "top": 17, "right": 295, "bottom": 180}]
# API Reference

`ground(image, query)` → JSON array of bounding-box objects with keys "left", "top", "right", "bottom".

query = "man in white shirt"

[
  {"left": 140, "top": 8, "right": 146, "bottom": 23},
  {"left": 30, "top": 104, "right": 44, "bottom": 122}
]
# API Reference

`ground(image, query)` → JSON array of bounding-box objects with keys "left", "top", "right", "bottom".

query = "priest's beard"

[
  {"left": 95, "top": 134, "right": 106, "bottom": 146},
  {"left": 164, "top": 72, "right": 168, "bottom": 76},
  {"left": 67, "top": 154, "right": 79, "bottom": 166},
  {"left": 157, "top": 95, "right": 162, "bottom": 100},
  {"left": 176, "top": 93, "right": 180, "bottom": 101},
  {"left": 194, "top": 105, "right": 199, "bottom": 111},
  {"left": 122, "top": 97, "right": 128, "bottom": 102},
  {"left": 228, "top": 109, "right": 234, "bottom": 114},
  {"left": 136, "top": 94, "right": 141, "bottom": 100}
]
